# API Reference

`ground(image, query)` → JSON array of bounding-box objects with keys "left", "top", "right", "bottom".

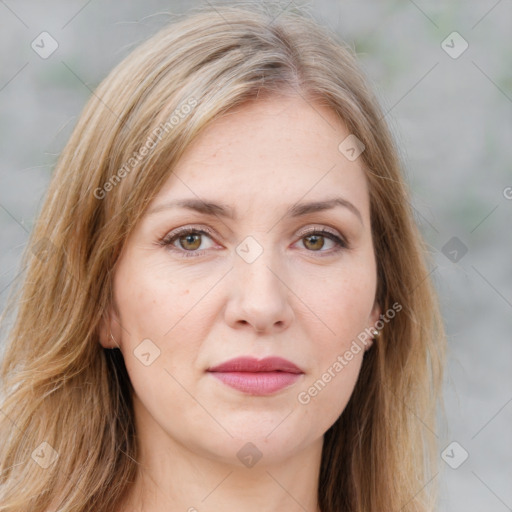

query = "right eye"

[{"left": 159, "top": 226, "right": 219, "bottom": 257}]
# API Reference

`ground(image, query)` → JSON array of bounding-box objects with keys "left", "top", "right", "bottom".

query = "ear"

[
  {"left": 364, "top": 300, "right": 382, "bottom": 351},
  {"left": 98, "top": 305, "right": 122, "bottom": 349},
  {"left": 368, "top": 300, "right": 382, "bottom": 329}
]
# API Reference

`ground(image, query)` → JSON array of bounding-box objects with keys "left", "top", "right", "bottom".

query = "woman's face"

[{"left": 103, "top": 94, "right": 381, "bottom": 467}]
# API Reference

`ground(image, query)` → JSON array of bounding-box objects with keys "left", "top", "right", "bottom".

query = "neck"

[{"left": 117, "top": 395, "right": 323, "bottom": 512}]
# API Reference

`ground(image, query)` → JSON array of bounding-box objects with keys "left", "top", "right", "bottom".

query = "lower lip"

[{"left": 208, "top": 371, "right": 303, "bottom": 395}]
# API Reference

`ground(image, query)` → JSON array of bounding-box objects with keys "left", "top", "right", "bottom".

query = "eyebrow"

[{"left": 147, "top": 196, "right": 363, "bottom": 225}]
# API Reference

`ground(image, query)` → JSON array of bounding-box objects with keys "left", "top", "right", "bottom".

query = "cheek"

[
  {"left": 113, "top": 262, "right": 194, "bottom": 341},
  {"left": 293, "top": 349, "right": 364, "bottom": 446},
  {"left": 298, "top": 265, "right": 376, "bottom": 343},
  {"left": 113, "top": 261, "right": 212, "bottom": 384},
  {"left": 292, "top": 266, "right": 373, "bottom": 418}
]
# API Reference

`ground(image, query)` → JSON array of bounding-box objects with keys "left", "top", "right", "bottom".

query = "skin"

[{"left": 100, "top": 94, "right": 381, "bottom": 512}]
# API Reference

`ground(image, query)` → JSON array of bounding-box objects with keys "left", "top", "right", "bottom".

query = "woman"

[{"left": 0, "top": 3, "right": 445, "bottom": 511}]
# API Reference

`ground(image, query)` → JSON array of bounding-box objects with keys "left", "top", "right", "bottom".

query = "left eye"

[
  {"left": 297, "top": 230, "right": 346, "bottom": 252},
  {"left": 160, "top": 227, "right": 348, "bottom": 257},
  {"left": 162, "top": 229, "right": 216, "bottom": 253}
]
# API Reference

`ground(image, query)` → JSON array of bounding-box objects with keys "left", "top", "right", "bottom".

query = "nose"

[{"left": 223, "top": 246, "right": 294, "bottom": 335}]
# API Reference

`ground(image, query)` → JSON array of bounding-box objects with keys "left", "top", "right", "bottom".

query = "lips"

[
  {"left": 207, "top": 356, "right": 304, "bottom": 395},
  {"left": 208, "top": 356, "right": 303, "bottom": 374}
]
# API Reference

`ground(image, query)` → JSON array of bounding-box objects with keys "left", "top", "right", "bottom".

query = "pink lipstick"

[{"left": 207, "top": 356, "right": 304, "bottom": 395}]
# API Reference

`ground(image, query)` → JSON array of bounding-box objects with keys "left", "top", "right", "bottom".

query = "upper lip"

[{"left": 207, "top": 356, "right": 304, "bottom": 374}]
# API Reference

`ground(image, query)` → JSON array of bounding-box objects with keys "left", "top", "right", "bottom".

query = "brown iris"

[
  {"left": 179, "top": 233, "right": 202, "bottom": 250},
  {"left": 303, "top": 234, "right": 325, "bottom": 251}
]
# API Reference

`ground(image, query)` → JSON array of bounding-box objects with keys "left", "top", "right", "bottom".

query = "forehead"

[{"left": 154, "top": 95, "right": 370, "bottom": 219}]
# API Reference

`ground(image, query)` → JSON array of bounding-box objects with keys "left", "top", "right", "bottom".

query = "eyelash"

[{"left": 158, "top": 225, "right": 349, "bottom": 258}]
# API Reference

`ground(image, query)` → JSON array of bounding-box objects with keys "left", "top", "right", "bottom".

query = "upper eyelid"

[
  {"left": 162, "top": 225, "right": 215, "bottom": 242},
  {"left": 163, "top": 224, "right": 344, "bottom": 242},
  {"left": 165, "top": 222, "right": 344, "bottom": 236}
]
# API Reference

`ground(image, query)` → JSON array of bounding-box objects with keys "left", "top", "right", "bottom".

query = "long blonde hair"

[{"left": 0, "top": 3, "right": 445, "bottom": 511}]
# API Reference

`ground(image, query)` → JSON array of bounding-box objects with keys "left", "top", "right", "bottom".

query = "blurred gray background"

[{"left": 0, "top": 1, "right": 511, "bottom": 510}]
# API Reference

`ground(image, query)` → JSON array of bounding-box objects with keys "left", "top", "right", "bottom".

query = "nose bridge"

[
  {"left": 224, "top": 234, "right": 293, "bottom": 333},
  {"left": 235, "top": 233, "right": 284, "bottom": 298}
]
